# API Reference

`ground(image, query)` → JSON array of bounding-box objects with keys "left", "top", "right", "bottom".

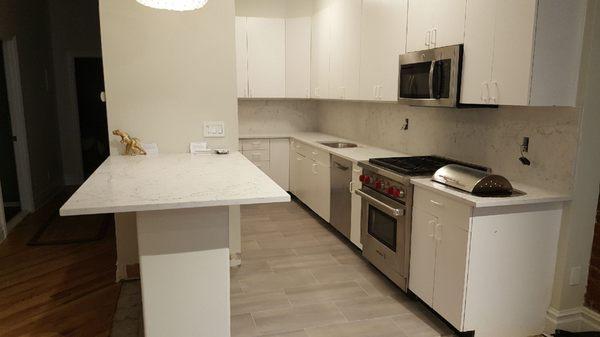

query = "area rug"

[{"left": 28, "top": 212, "right": 111, "bottom": 246}]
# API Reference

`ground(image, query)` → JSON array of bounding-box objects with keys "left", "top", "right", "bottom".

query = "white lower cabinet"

[
  {"left": 242, "top": 138, "right": 289, "bottom": 190},
  {"left": 289, "top": 139, "right": 331, "bottom": 222},
  {"left": 409, "top": 185, "right": 564, "bottom": 336}
]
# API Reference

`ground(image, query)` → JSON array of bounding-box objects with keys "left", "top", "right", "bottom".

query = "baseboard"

[{"left": 546, "top": 306, "right": 600, "bottom": 333}]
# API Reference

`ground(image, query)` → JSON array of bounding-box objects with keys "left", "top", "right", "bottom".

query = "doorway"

[
  {"left": 0, "top": 41, "right": 21, "bottom": 223},
  {"left": 74, "top": 57, "right": 109, "bottom": 178}
]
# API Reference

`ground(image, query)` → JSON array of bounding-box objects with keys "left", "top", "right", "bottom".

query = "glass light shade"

[{"left": 136, "top": 0, "right": 208, "bottom": 11}]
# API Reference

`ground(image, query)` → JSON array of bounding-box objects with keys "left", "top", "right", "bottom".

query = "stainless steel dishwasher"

[{"left": 330, "top": 155, "right": 352, "bottom": 239}]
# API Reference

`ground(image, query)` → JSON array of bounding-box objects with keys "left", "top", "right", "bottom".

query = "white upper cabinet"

[
  {"left": 235, "top": 17, "right": 249, "bottom": 98},
  {"left": 359, "top": 0, "right": 408, "bottom": 101},
  {"left": 406, "top": 0, "right": 466, "bottom": 52},
  {"left": 311, "top": 0, "right": 332, "bottom": 99},
  {"left": 246, "top": 17, "right": 286, "bottom": 98},
  {"left": 286, "top": 17, "right": 312, "bottom": 99},
  {"left": 329, "top": 0, "right": 362, "bottom": 100},
  {"left": 460, "top": 0, "right": 585, "bottom": 106}
]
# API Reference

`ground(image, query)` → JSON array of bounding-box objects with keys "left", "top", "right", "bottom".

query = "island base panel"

[{"left": 136, "top": 207, "right": 231, "bottom": 337}]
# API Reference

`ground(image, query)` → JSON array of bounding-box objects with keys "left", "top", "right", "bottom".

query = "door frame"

[
  {"left": 2, "top": 37, "right": 34, "bottom": 224},
  {"left": 66, "top": 51, "right": 103, "bottom": 185}
]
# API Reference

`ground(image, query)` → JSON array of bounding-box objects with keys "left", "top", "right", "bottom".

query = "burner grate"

[{"left": 369, "top": 156, "right": 486, "bottom": 176}]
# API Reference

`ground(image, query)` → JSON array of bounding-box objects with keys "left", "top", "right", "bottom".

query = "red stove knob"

[
  {"left": 386, "top": 187, "right": 394, "bottom": 195},
  {"left": 394, "top": 188, "right": 406, "bottom": 198},
  {"left": 359, "top": 174, "right": 366, "bottom": 182},
  {"left": 375, "top": 181, "right": 383, "bottom": 189},
  {"left": 364, "top": 176, "right": 372, "bottom": 184}
]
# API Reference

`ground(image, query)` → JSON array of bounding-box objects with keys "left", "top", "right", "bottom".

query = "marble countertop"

[
  {"left": 240, "top": 132, "right": 411, "bottom": 163},
  {"left": 411, "top": 178, "right": 570, "bottom": 208},
  {"left": 60, "top": 152, "right": 291, "bottom": 216}
]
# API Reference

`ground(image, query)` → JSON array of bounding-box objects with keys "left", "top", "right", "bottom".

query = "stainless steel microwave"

[{"left": 398, "top": 44, "right": 463, "bottom": 107}]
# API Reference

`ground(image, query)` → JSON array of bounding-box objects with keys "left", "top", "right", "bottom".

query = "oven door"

[
  {"left": 356, "top": 188, "right": 409, "bottom": 290},
  {"left": 398, "top": 44, "right": 462, "bottom": 107}
]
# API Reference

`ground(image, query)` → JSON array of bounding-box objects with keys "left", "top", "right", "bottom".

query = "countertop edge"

[
  {"left": 60, "top": 194, "right": 291, "bottom": 217},
  {"left": 411, "top": 178, "right": 571, "bottom": 208}
]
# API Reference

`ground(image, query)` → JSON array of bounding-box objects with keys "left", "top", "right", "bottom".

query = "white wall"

[
  {"left": 99, "top": 0, "right": 240, "bottom": 279},
  {"left": 549, "top": 0, "right": 600, "bottom": 320}
]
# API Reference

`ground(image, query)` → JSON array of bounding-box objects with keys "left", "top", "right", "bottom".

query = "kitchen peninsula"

[{"left": 60, "top": 152, "right": 290, "bottom": 337}]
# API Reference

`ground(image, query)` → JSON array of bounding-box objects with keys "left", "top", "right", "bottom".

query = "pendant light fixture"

[{"left": 136, "top": 0, "right": 208, "bottom": 11}]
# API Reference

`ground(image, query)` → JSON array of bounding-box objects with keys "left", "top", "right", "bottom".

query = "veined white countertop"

[
  {"left": 240, "top": 132, "right": 411, "bottom": 163},
  {"left": 411, "top": 178, "right": 570, "bottom": 208},
  {"left": 60, "top": 152, "right": 290, "bottom": 216}
]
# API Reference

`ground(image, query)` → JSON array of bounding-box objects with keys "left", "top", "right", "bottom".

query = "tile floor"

[{"left": 231, "top": 200, "right": 456, "bottom": 337}]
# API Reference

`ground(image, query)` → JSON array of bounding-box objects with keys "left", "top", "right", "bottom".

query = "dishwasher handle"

[{"left": 355, "top": 190, "right": 405, "bottom": 217}]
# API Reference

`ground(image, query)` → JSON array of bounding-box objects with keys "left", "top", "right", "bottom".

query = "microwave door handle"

[{"left": 428, "top": 61, "right": 436, "bottom": 99}]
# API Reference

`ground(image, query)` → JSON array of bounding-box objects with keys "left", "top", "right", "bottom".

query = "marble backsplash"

[
  {"left": 317, "top": 101, "right": 580, "bottom": 194},
  {"left": 238, "top": 99, "right": 319, "bottom": 135},
  {"left": 237, "top": 99, "right": 580, "bottom": 193}
]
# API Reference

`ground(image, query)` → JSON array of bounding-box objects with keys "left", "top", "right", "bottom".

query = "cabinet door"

[
  {"left": 491, "top": 0, "right": 537, "bottom": 105},
  {"left": 269, "top": 139, "right": 290, "bottom": 191},
  {"left": 235, "top": 17, "right": 248, "bottom": 98},
  {"left": 359, "top": 0, "right": 408, "bottom": 101},
  {"left": 329, "top": 0, "right": 362, "bottom": 100},
  {"left": 409, "top": 207, "right": 437, "bottom": 306},
  {"left": 350, "top": 164, "right": 362, "bottom": 249},
  {"left": 290, "top": 150, "right": 304, "bottom": 196},
  {"left": 247, "top": 17, "right": 286, "bottom": 98},
  {"left": 431, "top": 0, "right": 466, "bottom": 48},
  {"left": 460, "top": 0, "right": 496, "bottom": 104},
  {"left": 406, "top": 0, "right": 435, "bottom": 52},
  {"left": 310, "top": 161, "right": 331, "bottom": 222},
  {"left": 286, "top": 17, "right": 312, "bottom": 99},
  {"left": 433, "top": 221, "right": 469, "bottom": 330},
  {"left": 311, "top": 0, "right": 332, "bottom": 99}
]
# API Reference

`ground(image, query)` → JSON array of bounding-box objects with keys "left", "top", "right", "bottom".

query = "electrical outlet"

[
  {"left": 204, "top": 121, "right": 225, "bottom": 138},
  {"left": 569, "top": 266, "right": 582, "bottom": 286}
]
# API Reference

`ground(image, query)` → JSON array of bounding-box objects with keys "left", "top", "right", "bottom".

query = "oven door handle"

[
  {"left": 428, "top": 61, "right": 436, "bottom": 99},
  {"left": 355, "top": 190, "right": 405, "bottom": 217}
]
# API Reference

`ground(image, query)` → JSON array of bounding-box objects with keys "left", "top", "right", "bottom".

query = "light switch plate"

[{"left": 204, "top": 121, "right": 225, "bottom": 138}]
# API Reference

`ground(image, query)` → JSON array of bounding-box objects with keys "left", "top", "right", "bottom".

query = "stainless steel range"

[{"left": 356, "top": 156, "right": 487, "bottom": 291}]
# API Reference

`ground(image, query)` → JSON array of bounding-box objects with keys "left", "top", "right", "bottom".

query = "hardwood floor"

[{"left": 0, "top": 190, "right": 120, "bottom": 337}]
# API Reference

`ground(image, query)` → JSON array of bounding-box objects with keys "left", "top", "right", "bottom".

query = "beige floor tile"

[
  {"left": 242, "top": 247, "right": 297, "bottom": 262},
  {"left": 231, "top": 260, "right": 273, "bottom": 280},
  {"left": 267, "top": 253, "right": 340, "bottom": 272},
  {"left": 292, "top": 243, "right": 348, "bottom": 257},
  {"left": 243, "top": 240, "right": 262, "bottom": 251},
  {"left": 231, "top": 313, "right": 261, "bottom": 337},
  {"left": 334, "top": 295, "right": 412, "bottom": 321},
  {"left": 252, "top": 303, "right": 347, "bottom": 335},
  {"left": 392, "top": 311, "right": 455, "bottom": 336},
  {"left": 238, "top": 270, "right": 317, "bottom": 292},
  {"left": 257, "top": 234, "right": 323, "bottom": 250},
  {"left": 305, "top": 317, "right": 408, "bottom": 337},
  {"left": 259, "top": 330, "right": 308, "bottom": 337},
  {"left": 309, "top": 264, "right": 366, "bottom": 284},
  {"left": 231, "top": 290, "right": 291, "bottom": 315},
  {"left": 285, "top": 281, "right": 368, "bottom": 305}
]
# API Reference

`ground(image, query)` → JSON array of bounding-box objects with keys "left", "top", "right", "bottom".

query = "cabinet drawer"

[
  {"left": 308, "top": 147, "right": 330, "bottom": 166},
  {"left": 242, "top": 149, "right": 270, "bottom": 162},
  {"left": 413, "top": 187, "right": 472, "bottom": 231},
  {"left": 241, "top": 139, "right": 269, "bottom": 150}
]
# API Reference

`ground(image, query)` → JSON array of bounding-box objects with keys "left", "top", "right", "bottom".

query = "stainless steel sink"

[{"left": 318, "top": 141, "right": 358, "bottom": 149}]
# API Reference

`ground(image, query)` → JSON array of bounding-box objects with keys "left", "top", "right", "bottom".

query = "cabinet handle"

[
  {"left": 312, "top": 151, "right": 318, "bottom": 155},
  {"left": 311, "top": 163, "right": 318, "bottom": 174},
  {"left": 491, "top": 81, "right": 499, "bottom": 103},
  {"left": 430, "top": 199, "right": 444, "bottom": 207},
  {"left": 431, "top": 28, "right": 437, "bottom": 47},
  {"left": 481, "top": 82, "right": 490, "bottom": 103},
  {"left": 349, "top": 181, "right": 354, "bottom": 194},
  {"left": 434, "top": 223, "right": 443, "bottom": 242},
  {"left": 425, "top": 30, "right": 431, "bottom": 47},
  {"left": 379, "top": 85, "right": 383, "bottom": 100},
  {"left": 296, "top": 156, "right": 303, "bottom": 161},
  {"left": 373, "top": 85, "right": 378, "bottom": 99},
  {"left": 428, "top": 220, "right": 436, "bottom": 238}
]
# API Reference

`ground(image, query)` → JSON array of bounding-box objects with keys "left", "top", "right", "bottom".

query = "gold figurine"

[{"left": 112, "top": 129, "right": 147, "bottom": 156}]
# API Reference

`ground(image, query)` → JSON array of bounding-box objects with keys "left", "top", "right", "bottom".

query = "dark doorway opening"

[
  {"left": 75, "top": 57, "right": 109, "bottom": 178},
  {"left": 0, "top": 41, "right": 21, "bottom": 223}
]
